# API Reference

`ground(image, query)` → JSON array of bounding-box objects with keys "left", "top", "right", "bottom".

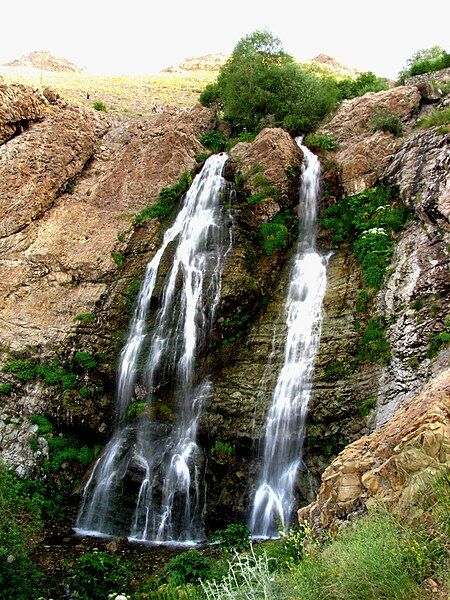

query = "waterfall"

[
  {"left": 249, "top": 139, "right": 328, "bottom": 537},
  {"left": 76, "top": 154, "right": 232, "bottom": 543}
]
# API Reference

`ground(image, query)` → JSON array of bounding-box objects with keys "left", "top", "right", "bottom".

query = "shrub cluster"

[
  {"left": 398, "top": 45, "right": 450, "bottom": 83},
  {"left": 320, "top": 186, "right": 411, "bottom": 289},
  {"left": 370, "top": 109, "right": 403, "bottom": 137}
]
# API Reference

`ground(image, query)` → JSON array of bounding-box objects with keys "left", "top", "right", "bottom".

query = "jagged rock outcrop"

[
  {"left": 298, "top": 368, "right": 450, "bottom": 531},
  {"left": 320, "top": 86, "right": 421, "bottom": 194},
  {"left": 0, "top": 84, "right": 216, "bottom": 471},
  {"left": 0, "top": 82, "right": 45, "bottom": 144}
]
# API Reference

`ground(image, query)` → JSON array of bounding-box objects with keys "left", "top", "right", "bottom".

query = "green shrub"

[
  {"left": 74, "top": 351, "right": 97, "bottom": 370},
  {"left": 320, "top": 186, "right": 411, "bottom": 290},
  {"left": 370, "top": 109, "right": 403, "bottom": 136},
  {"left": 415, "top": 107, "right": 450, "bottom": 132},
  {"left": 399, "top": 46, "right": 450, "bottom": 83},
  {"left": 68, "top": 550, "right": 133, "bottom": 600},
  {"left": 0, "top": 463, "right": 46, "bottom": 600},
  {"left": 211, "top": 523, "right": 251, "bottom": 553},
  {"left": 337, "top": 71, "right": 388, "bottom": 100},
  {"left": 199, "top": 82, "right": 221, "bottom": 107},
  {"left": 74, "top": 312, "right": 95, "bottom": 323},
  {"left": 200, "top": 131, "right": 229, "bottom": 153},
  {"left": 355, "top": 397, "right": 377, "bottom": 416},
  {"left": 0, "top": 382, "right": 12, "bottom": 395},
  {"left": 164, "top": 550, "right": 212, "bottom": 586},
  {"left": 427, "top": 327, "right": 450, "bottom": 358},
  {"left": 126, "top": 400, "right": 147, "bottom": 422},
  {"left": 111, "top": 251, "right": 125, "bottom": 267},
  {"left": 304, "top": 133, "right": 337, "bottom": 152},
  {"left": 92, "top": 100, "right": 107, "bottom": 111},
  {"left": 195, "top": 152, "right": 209, "bottom": 164},
  {"left": 134, "top": 171, "right": 192, "bottom": 225},
  {"left": 357, "top": 318, "right": 391, "bottom": 364},
  {"left": 259, "top": 221, "right": 290, "bottom": 256},
  {"left": 210, "top": 440, "right": 235, "bottom": 457}
]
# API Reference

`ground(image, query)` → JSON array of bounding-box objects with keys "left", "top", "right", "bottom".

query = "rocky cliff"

[{"left": 0, "top": 76, "right": 448, "bottom": 533}]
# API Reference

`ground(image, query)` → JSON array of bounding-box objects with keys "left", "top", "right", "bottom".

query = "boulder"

[
  {"left": 298, "top": 368, "right": 450, "bottom": 531},
  {"left": 0, "top": 82, "right": 45, "bottom": 144}
]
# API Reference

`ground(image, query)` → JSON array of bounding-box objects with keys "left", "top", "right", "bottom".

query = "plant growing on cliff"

[
  {"left": 337, "top": 71, "right": 388, "bottom": 100},
  {"left": 320, "top": 186, "right": 411, "bottom": 289},
  {"left": 357, "top": 317, "right": 391, "bottom": 364},
  {"left": 199, "top": 30, "right": 340, "bottom": 135},
  {"left": 304, "top": 133, "right": 337, "bottom": 152},
  {"left": 415, "top": 107, "right": 450, "bottom": 133},
  {"left": 370, "top": 109, "right": 403, "bottom": 137},
  {"left": 134, "top": 171, "right": 192, "bottom": 225}
]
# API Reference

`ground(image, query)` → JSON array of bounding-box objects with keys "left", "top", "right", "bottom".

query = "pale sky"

[{"left": 1, "top": 0, "right": 448, "bottom": 78}]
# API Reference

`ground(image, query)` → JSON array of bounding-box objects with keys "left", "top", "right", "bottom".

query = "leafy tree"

[
  {"left": 200, "top": 30, "right": 340, "bottom": 135},
  {"left": 337, "top": 71, "right": 388, "bottom": 100},
  {"left": 398, "top": 46, "right": 450, "bottom": 82}
]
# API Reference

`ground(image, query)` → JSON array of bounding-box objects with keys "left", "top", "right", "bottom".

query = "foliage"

[
  {"left": 68, "top": 550, "right": 133, "bottom": 600},
  {"left": 398, "top": 46, "right": 450, "bottom": 83},
  {"left": 0, "top": 382, "right": 12, "bottom": 395},
  {"left": 92, "top": 100, "right": 107, "bottom": 111},
  {"left": 356, "top": 288, "right": 370, "bottom": 313},
  {"left": 415, "top": 107, "right": 450, "bottom": 133},
  {"left": 211, "top": 524, "right": 251, "bottom": 553},
  {"left": 200, "top": 131, "right": 228, "bottom": 153},
  {"left": 112, "top": 251, "right": 125, "bottom": 267},
  {"left": 427, "top": 318, "right": 450, "bottom": 358},
  {"left": 0, "top": 463, "right": 46, "bottom": 600},
  {"left": 164, "top": 550, "right": 212, "bottom": 586},
  {"left": 258, "top": 212, "right": 292, "bottom": 256},
  {"left": 355, "top": 396, "right": 377, "bottom": 416},
  {"left": 320, "top": 186, "right": 411, "bottom": 289},
  {"left": 195, "top": 152, "right": 210, "bottom": 164},
  {"left": 134, "top": 171, "right": 192, "bottom": 225},
  {"left": 201, "top": 547, "right": 276, "bottom": 599},
  {"left": 337, "top": 71, "right": 388, "bottom": 100},
  {"left": 357, "top": 318, "right": 391, "bottom": 364},
  {"left": 210, "top": 440, "right": 235, "bottom": 457},
  {"left": 3, "top": 357, "right": 78, "bottom": 389},
  {"left": 199, "top": 82, "right": 222, "bottom": 107},
  {"left": 126, "top": 400, "right": 147, "bottom": 422},
  {"left": 370, "top": 109, "right": 403, "bottom": 136},
  {"left": 200, "top": 30, "right": 340, "bottom": 135},
  {"left": 74, "top": 351, "right": 98, "bottom": 370},
  {"left": 303, "top": 133, "right": 337, "bottom": 152},
  {"left": 74, "top": 312, "right": 95, "bottom": 323}
]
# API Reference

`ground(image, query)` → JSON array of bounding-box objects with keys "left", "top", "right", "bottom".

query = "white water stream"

[
  {"left": 76, "top": 154, "right": 232, "bottom": 542},
  {"left": 249, "top": 140, "right": 328, "bottom": 537}
]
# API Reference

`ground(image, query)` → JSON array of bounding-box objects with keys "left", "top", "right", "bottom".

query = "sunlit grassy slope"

[{"left": 0, "top": 66, "right": 218, "bottom": 115}]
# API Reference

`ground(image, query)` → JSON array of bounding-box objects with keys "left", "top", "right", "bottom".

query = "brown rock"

[
  {"left": 228, "top": 127, "right": 303, "bottom": 210},
  {"left": 0, "top": 82, "right": 45, "bottom": 144},
  {"left": 298, "top": 368, "right": 450, "bottom": 532}
]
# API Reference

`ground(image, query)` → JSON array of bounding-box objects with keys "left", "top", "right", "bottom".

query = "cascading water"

[
  {"left": 76, "top": 154, "right": 232, "bottom": 543},
  {"left": 249, "top": 139, "right": 328, "bottom": 538}
]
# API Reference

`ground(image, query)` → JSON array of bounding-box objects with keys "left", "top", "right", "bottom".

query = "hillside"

[{"left": 4, "top": 49, "right": 83, "bottom": 72}]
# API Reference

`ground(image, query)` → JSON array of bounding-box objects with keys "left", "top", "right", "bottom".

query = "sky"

[{"left": 1, "top": 1, "right": 448, "bottom": 79}]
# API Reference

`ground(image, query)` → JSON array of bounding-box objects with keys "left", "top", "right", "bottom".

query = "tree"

[{"left": 200, "top": 30, "right": 340, "bottom": 135}]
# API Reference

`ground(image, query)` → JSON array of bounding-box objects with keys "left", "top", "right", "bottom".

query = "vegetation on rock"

[
  {"left": 398, "top": 45, "right": 450, "bottom": 82},
  {"left": 134, "top": 171, "right": 192, "bottom": 225}
]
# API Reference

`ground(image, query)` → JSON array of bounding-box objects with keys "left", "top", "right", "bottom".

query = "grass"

[
  {"left": 0, "top": 66, "right": 217, "bottom": 116},
  {"left": 415, "top": 107, "right": 450, "bottom": 133}
]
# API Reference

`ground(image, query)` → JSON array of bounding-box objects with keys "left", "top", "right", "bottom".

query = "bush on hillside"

[
  {"left": 200, "top": 30, "right": 340, "bottom": 135},
  {"left": 398, "top": 45, "right": 450, "bottom": 83},
  {"left": 370, "top": 109, "right": 403, "bottom": 136},
  {"left": 337, "top": 71, "right": 388, "bottom": 100}
]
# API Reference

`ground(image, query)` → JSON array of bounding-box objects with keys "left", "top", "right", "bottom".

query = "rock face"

[
  {"left": 0, "top": 83, "right": 45, "bottom": 144},
  {"left": 320, "top": 86, "right": 421, "bottom": 194},
  {"left": 298, "top": 368, "right": 450, "bottom": 531},
  {"left": 0, "top": 82, "right": 216, "bottom": 471}
]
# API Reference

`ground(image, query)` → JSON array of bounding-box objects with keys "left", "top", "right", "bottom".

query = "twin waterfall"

[{"left": 76, "top": 140, "right": 327, "bottom": 543}]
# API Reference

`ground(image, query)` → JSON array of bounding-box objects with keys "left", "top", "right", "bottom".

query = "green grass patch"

[
  {"left": 92, "top": 100, "right": 107, "bottom": 111},
  {"left": 304, "top": 133, "right": 337, "bottom": 152},
  {"left": 210, "top": 440, "right": 235, "bottom": 457},
  {"left": 74, "top": 312, "right": 95, "bottom": 323},
  {"left": 415, "top": 107, "right": 450, "bottom": 132},
  {"left": 200, "top": 130, "right": 229, "bottom": 153},
  {"left": 111, "top": 250, "right": 125, "bottom": 267}
]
